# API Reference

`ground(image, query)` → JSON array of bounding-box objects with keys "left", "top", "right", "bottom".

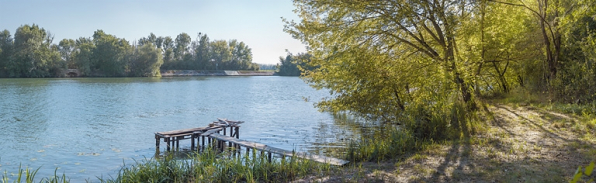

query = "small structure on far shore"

[{"left": 66, "top": 69, "right": 80, "bottom": 77}]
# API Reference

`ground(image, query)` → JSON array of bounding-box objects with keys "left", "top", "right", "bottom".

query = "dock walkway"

[{"left": 154, "top": 119, "right": 349, "bottom": 166}]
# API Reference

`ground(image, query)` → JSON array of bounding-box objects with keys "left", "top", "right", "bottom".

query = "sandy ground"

[{"left": 293, "top": 103, "right": 596, "bottom": 182}]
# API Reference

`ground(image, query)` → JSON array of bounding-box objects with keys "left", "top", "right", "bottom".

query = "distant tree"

[
  {"left": 174, "top": 33, "right": 191, "bottom": 62},
  {"left": 130, "top": 43, "right": 163, "bottom": 77},
  {"left": 231, "top": 40, "right": 253, "bottom": 70},
  {"left": 8, "top": 24, "right": 62, "bottom": 77},
  {"left": 72, "top": 37, "right": 95, "bottom": 76},
  {"left": 210, "top": 40, "right": 231, "bottom": 70},
  {"left": 0, "top": 30, "right": 13, "bottom": 77},
  {"left": 155, "top": 36, "right": 164, "bottom": 49},
  {"left": 276, "top": 52, "right": 312, "bottom": 76},
  {"left": 193, "top": 33, "right": 210, "bottom": 70},
  {"left": 58, "top": 38, "right": 76, "bottom": 69},
  {"left": 91, "top": 30, "right": 131, "bottom": 76},
  {"left": 161, "top": 36, "right": 175, "bottom": 69}
]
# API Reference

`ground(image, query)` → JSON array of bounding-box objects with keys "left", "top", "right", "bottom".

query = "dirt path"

[{"left": 295, "top": 104, "right": 596, "bottom": 182}]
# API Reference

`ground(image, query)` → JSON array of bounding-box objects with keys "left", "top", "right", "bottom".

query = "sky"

[{"left": 0, "top": 0, "right": 306, "bottom": 65}]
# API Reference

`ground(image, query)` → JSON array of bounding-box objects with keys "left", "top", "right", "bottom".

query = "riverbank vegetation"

[
  {"left": 2, "top": 148, "right": 335, "bottom": 183},
  {"left": 0, "top": 25, "right": 259, "bottom": 78},
  {"left": 282, "top": 0, "right": 596, "bottom": 181}
]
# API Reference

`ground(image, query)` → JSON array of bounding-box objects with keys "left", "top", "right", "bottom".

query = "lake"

[{"left": 0, "top": 76, "right": 365, "bottom": 182}]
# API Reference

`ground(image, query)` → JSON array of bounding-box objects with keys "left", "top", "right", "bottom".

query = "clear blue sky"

[{"left": 0, "top": 0, "right": 305, "bottom": 65}]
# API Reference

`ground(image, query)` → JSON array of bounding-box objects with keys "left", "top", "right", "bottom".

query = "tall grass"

[
  {"left": 3, "top": 148, "right": 332, "bottom": 183},
  {"left": 1, "top": 165, "right": 69, "bottom": 183},
  {"left": 345, "top": 101, "right": 482, "bottom": 162},
  {"left": 101, "top": 147, "right": 331, "bottom": 183}
]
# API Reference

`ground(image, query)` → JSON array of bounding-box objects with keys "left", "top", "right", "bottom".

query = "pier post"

[
  {"left": 268, "top": 152, "right": 272, "bottom": 162},
  {"left": 235, "top": 127, "right": 239, "bottom": 139},
  {"left": 201, "top": 136, "right": 205, "bottom": 148},
  {"left": 155, "top": 135, "right": 160, "bottom": 151},
  {"left": 176, "top": 137, "right": 180, "bottom": 151},
  {"left": 228, "top": 127, "right": 232, "bottom": 147},
  {"left": 191, "top": 134, "right": 195, "bottom": 150},
  {"left": 166, "top": 137, "right": 171, "bottom": 151}
]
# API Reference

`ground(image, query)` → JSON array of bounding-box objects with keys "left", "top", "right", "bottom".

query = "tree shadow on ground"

[
  {"left": 303, "top": 104, "right": 595, "bottom": 182},
  {"left": 410, "top": 104, "right": 594, "bottom": 182}
]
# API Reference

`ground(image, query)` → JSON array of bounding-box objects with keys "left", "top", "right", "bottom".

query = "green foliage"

[
  {"left": 555, "top": 7, "right": 596, "bottom": 103},
  {"left": 0, "top": 29, "right": 13, "bottom": 77},
  {"left": 2, "top": 148, "right": 332, "bottom": 183},
  {"left": 1, "top": 165, "right": 68, "bottom": 183},
  {"left": 276, "top": 52, "right": 312, "bottom": 76},
  {"left": 345, "top": 101, "right": 480, "bottom": 162},
  {"left": 129, "top": 43, "right": 163, "bottom": 77},
  {"left": 58, "top": 39, "right": 75, "bottom": 69},
  {"left": 571, "top": 161, "right": 595, "bottom": 183},
  {"left": 90, "top": 30, "right": 132, "bottom": 77},
  {"left": 7, "top": 24, "right": 63, "bottom": 78},
  {"left": 72, "top": 37, "right": 94, "bottom": 76}
]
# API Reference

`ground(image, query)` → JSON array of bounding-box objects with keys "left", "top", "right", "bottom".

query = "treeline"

[{"left": 0, "top": 24, "right": 258, "bottom": 77}]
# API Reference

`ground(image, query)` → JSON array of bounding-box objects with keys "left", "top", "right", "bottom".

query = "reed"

[
  {"left": 3, "top": 147, "right": 332, "bottom": 183},
  {"left": 101, "top": 147, "right": 331, "bottom": 183}
]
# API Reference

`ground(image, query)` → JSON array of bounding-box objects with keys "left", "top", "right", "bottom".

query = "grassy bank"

[
  {"left": 302, "top": 91, "right": 596, "bottom": 182},
  {"left": 2, "top": 148, "right": 334, "bottom": 183}
]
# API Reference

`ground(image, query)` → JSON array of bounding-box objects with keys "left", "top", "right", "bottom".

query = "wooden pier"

[
  {"left": 154, "top": 118, "right": 349, "bottom": 166},
  {"left": 154, "top": 118, "right": 242, "bottom": 151}
]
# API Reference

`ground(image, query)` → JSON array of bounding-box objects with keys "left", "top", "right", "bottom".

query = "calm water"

[{"left": 0, "top": 76, "right": 368, "bottom": 181}]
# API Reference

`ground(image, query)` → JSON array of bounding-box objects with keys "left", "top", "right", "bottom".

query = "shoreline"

[{"left": 160, "top": 70, "right": 275, "bottom": 76}]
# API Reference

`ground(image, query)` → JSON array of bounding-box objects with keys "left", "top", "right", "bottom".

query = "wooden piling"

[
  {"left": 176, "top": 137, "right": 180, "bottom": 151},
  {"left": 191, "top": 134, "right": 195, "bottom": 150},
  {"left": 201, "top": 136, "right": 205, "bottom": 148},
  {"left": 155, "top": 135, "right": 160, "bottom": 150},
  {"left": 166, "top": 137, "right": 171, "bottom": 151}
]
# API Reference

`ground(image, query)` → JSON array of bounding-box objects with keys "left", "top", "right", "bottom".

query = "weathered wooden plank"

[
  {"left": 157, "top": 127, "right": 210, "bottom": 135},
  {"left": 157, "top": 126, "right": 224, "bottom": 138},
  {"left": 208, "top": 134, "right": 349, "bottom": 166},
  {"left": 201, "top": 128, "right": 223, "bottom": 136}
]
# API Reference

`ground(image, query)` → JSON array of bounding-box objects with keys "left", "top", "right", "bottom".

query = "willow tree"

[{"left": 285, "top": 0, "right": 485, "bottom": 123}]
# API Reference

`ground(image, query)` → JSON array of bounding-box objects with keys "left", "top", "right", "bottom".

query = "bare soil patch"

[{"left": 295, "top": 103, "right": 596, "bottom": 182}]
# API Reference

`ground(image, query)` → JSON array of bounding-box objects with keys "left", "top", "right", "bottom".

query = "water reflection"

[{"left": 304, "top": 113, "right": 379, "bottom": 157}]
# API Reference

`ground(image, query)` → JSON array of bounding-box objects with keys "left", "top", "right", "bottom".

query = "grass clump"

[
  {"left": 2, "top": 165, "right": 69, "bottom": 183},
  {"left": 102, "top": 147, "right": 331, "bottom": 183},
  {"left": 345, "top": 101, "right": 482, "bottom": 162}
]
